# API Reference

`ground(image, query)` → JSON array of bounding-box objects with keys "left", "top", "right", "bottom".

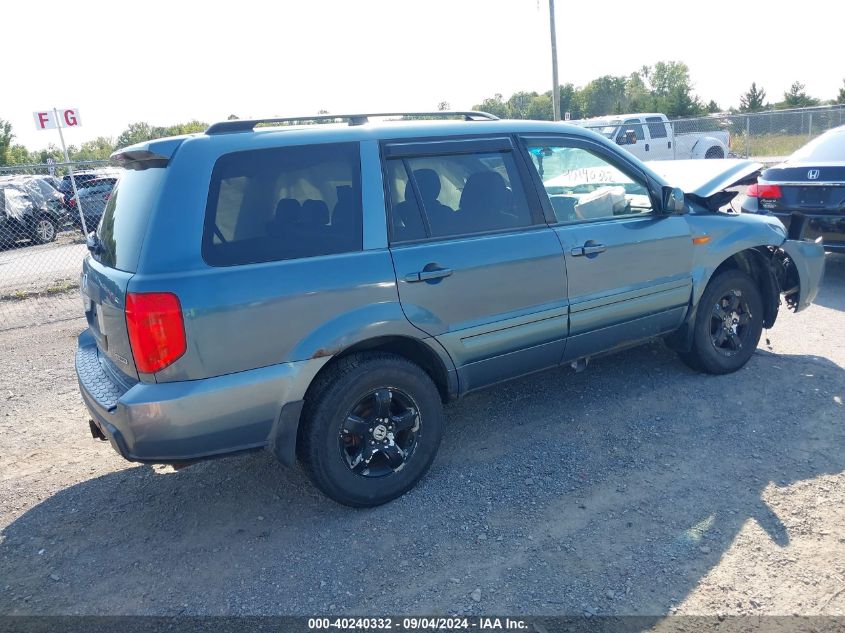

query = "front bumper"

[{"left": 75, "top": 329, "right": 326, "bottom": 463}]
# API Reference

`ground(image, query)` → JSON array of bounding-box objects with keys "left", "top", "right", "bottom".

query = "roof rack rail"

[{"left": 205, "top": 111, "right": 499, "bottom": 134}]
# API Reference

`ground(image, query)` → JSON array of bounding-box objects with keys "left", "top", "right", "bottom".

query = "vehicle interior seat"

[
  {"left": 459, "top": 170, "right": 514, "bottom": 232},
  {"left": 267, "top": 198, "right": 302, "bottom": 237},
  {"left": 549, "top": 195, "right": 578, "bottom": 221}
]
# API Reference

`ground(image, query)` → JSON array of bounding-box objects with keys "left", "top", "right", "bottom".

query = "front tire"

[
  {"left": 679, "top": 270, "right": 764, "bottom": 374},
  {"left": 32, "top": 216, "right": 57, "bottom": 244},
  {"left": 297, "top": 353, "right": 444, "bottom": 507}
]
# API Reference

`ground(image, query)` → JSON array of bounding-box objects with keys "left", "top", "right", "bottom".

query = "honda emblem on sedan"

[{"left": 807, "top": 169, "right": 820, "bottom": 180}]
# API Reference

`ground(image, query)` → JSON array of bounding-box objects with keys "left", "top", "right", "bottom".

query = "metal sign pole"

[{"left": 53, "top": 107, "right": 88, "bottom": 236}]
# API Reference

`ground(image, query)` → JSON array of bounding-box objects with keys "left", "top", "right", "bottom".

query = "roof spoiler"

[
  {"left": 205, "top": 111, "right": 499, "bottom": 134},
  {"left": 110, "top": 137, "right": 187, "bottom": 170}
]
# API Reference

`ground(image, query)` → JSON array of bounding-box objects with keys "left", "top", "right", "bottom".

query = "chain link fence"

[
  {"left": 577, "top": 103, "right": 845, "bottom": 162},
  {"left": 0, "top": 160, "right": 120, "bottom": 332}
]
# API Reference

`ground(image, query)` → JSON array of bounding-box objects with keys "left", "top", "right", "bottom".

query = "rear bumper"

[
  {"left": 76, "top": 329, "right": 326, "bottom": 463},
  {"left": 741, "top": 200, "right": 845, "bottom": 252}
]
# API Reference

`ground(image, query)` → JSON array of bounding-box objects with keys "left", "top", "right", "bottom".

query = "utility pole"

[{"left": 549, "top": 0, "right": 560, "bottom": 121}]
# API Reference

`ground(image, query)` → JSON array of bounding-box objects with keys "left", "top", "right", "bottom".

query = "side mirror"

[
  {"left": 625, "top": 129, "right": 638, "bottom": 144},
  {"left": 662, "top": 186, "right": 686, "bottom": 214}
]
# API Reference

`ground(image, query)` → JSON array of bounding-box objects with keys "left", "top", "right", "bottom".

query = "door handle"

[
  {"left": 668, "top": 141, "right": 672, "bottom": 149},
  {"left": 570, "top": 244, "right": 607, "bottom": 257},
  {"left": 645, "top": 143, "right": 650, "bottom": 151},
  {"left": 405, "top": 267, "right": 453, "bottom": 283}
]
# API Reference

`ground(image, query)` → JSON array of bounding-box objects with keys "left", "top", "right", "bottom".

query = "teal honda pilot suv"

[{"left": 75, "top": 111, "right": 824, "bottom": 506}]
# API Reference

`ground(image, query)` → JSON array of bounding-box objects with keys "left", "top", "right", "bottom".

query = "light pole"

[{"left": 549, "top": 0, "right": 560, "bottom": 121}]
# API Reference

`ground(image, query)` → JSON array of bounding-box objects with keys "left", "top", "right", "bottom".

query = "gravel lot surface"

[
  {"left": 0, "top": 255, "right": 843, "bottom": 617},
  {"left": 0, "top": 231, "right": 85, "bottom": 295}
]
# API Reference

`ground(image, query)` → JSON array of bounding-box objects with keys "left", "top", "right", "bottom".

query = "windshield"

[
  {"left": 790, "top": 128, "right": 845, "bottom": 162},
  {"left": 95, "top": 168, "right": 164, "bottom": 272}
]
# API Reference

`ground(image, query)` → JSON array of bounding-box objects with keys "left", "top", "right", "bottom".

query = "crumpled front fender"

[{"left": 781, "top": 238, "right": 825, "bottom": 312}]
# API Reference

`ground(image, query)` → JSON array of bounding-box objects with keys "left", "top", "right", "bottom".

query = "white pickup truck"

[{"left": 573, "top": 112, "right": 730, "bottom": 161}]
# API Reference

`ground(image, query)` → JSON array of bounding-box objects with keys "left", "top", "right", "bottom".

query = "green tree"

[
  {"left": 578, "top": 75, "right": 627, "bottom": 117},
  {"left": 0, "top": 119, "right": 13, "bottom": 166},
  {"left": 6, "top": 144, "right": 32, "bottom": 165},
  {"left": 739, "top": 82, "right": 767, "bottom": 112},
  {"left": 115, "top": 122, "right": 156, "bottom": 149},
  {"left": 472, "top": 93, "right": 509, "bottom": 118},
  {"left": 834, "top": 79, "right": 845, "bottom": 105},
  {"left": 437, "top": 101, "right": 450, "bottom": 111},
  {"left": 625, "top": 72, "right": 653, "bottom": 112},
  {"left": 780, "top": 81, "right": 820, "bottom": 108},
  {"left": 507, "top": 91, "right": 539, "bottom": 119},
  {"left": 162, "top": 120, "right": 207, "bottom": 136},
  {"left": 706, "top": 100, "right": 720, "bottom": 113},
  {"left": 115, "top": 120, "right": 207, "bottom": 149},
  {"left": 647, "top": 61, "right": 703, "bottom": 116},
  {"left": 71, "top": 137, "right": 116, "bottom": 162},
  {"left": 557, "top": 83, "right": 582, "bottom": 119},
  {"left": 526, "top": 94, "right": 553, "bottom": 121}
]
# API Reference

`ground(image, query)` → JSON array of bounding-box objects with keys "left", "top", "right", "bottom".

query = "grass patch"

[
  {"left": 0, "top": 280, "right": 79, "bottom": 302},
  {"left": 731, "top": 133, "right": 814, "bottom": 158}
]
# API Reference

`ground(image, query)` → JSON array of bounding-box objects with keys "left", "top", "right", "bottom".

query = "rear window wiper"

[{"left": 86, "top": 233, "right": 105, "bottom": 256}]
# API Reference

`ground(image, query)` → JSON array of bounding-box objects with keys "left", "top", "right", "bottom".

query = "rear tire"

[
  {"left": 297, "top": 352, "right": 444, "bottom": 507},
  {"left": 679, "top": 270, "right": 764, "bottom": 374},
  {"left": 704, "top": 146, "right": 724, "bottom": 159}
]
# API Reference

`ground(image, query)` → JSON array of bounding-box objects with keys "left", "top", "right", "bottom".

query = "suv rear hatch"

[{"left": 81, "top": 151, "right": 172, "bottom": 381}]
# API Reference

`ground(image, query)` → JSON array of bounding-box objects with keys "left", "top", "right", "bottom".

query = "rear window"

[
  {"left": 202, "top": 142, "right": 362, "bottom": 266},
  {"left": 645, "top": 117, "right": 668, "bottom": 139},
  {"left": 96, "top": 169, "right": 164, "bottom": 272}
]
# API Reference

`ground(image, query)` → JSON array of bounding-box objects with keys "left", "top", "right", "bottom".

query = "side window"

[
  {"left": 646, "top": 116, "right": 668, "bottom": 139},
  {"left": 522, "top": 139, "right": 654, "bottom": 222},
  {"left": 616, "top": 119, "right": 645, "bottom": 144},
  {"left": 202, "top": 142, "right": 362, "bottom": 266},
  {"left": 386, "top": 160, "right": 427, "bottom": 242},
  {"left": 388, "top": 151, "right": 533, "bottom": 242}
]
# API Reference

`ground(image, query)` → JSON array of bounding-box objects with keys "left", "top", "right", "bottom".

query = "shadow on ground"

[
  {"left": 1, "top": 343, "right": 842, "bottom": 617},
  {"left": 1, "top": 253, "right": 843, "bottom": 617}
]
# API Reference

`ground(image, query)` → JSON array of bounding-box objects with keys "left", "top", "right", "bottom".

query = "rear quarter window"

[
  {"left": 202, "top": 142, "right": 362, "bottom": 266},
  {"left": 96, "top": 168, "right": 164, "bottom": 272}
]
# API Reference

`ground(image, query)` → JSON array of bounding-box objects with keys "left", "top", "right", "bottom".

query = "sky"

[{"left": 4, "top": 0, "right": 842, "bottom": 151}]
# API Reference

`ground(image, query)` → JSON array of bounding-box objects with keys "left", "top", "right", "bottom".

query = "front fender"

[
  {"left": 686, "top": 212, "right": 787, "bottom": 307},
  {"left": 781, "top": 238, "right": 825, "bottom": 311}
]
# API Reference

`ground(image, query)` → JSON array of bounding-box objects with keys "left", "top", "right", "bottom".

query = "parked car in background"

[
  {"left": 68, "top": 177, "right": 118, "bottom": 231},
  {"left": 57, "top": 170, "right": 119, "bottom": 212},
  {"left": 741, "top": 125, "right": 845, "bottom": 251},
  {"left": 76, "top": 112, "right": 823, "bottom": 507},
  {"left": 16, "top": 176, "right": 67, "bottom": 215},
  {"left": 0, "top": 181, "right": 65, "bottom": 247},
  {"left": 573, "top": 113, "right": 730, "bottom": 161}
]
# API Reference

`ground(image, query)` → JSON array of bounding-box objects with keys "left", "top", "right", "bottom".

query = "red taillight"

[
  {"left": 125, "top": 292, "right": 186, "bottom": 374},
  {"left": 747, "top": 183, "right": 782, "bottom": 199}
]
